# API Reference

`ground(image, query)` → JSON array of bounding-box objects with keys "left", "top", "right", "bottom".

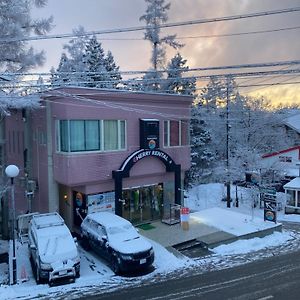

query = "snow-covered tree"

[
  {"left": 140, "top": 0, "right": 183, "bottom": 90},
  {"left": 51, "top": 27, "right": 90, "bottom": 86},
  {"left": 0, "top": 0, "right": 53, "bottom": 73},
  {"left": 186, "top": 104, "right": 215, "bottom": 186},
  {"left": 199, "top": 77, "right": 225, "bottom": 110},
  {"left": 0, "top": 0, "right": 53, "bottom": 114},
  {"left": 83, "top": 36, "right": 107, "bottom": 88},
  {"left": 104, "top": 51, "right": 122, "bottom": 89},
  {"left": 163, "top": 53, "right": 196, "bottom": 96},
  {"left": 52, "top": 31, "right": 121, "bottom": 89}
]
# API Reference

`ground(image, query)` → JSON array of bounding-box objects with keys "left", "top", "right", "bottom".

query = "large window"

[
  {"left": 164, "top": 120, "right": 189, "bottom": 147},
  {"left": 57, "top": 120, "right": 126, "bottom": 153}
]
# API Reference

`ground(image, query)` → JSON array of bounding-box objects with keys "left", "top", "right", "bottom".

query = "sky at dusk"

[{"left": 31, "top": 0, "right": 300, "bottom": 106}]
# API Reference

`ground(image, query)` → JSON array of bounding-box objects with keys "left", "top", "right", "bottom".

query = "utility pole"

[{"left": 226, "top": 76, "right": 231, "bottom": 208}]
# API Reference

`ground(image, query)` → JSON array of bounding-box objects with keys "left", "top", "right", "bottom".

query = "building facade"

[{"left": 2, "top": 87, "right": 192, "bottom": 233}]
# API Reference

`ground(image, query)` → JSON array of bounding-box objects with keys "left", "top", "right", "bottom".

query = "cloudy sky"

[{"left": 31, "top": 0, "right": 300, "bottom": 106}]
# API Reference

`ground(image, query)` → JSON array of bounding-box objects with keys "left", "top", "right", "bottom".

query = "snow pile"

[{"left": 213, "top": 231, "right": 293, "bottom": 255}]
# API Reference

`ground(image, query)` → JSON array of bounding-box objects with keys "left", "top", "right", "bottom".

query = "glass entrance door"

[
  {"left": 122, "top": 184, "right": 163, "bottom": 224},
  {"left": 122, "top": 184, "right": 163, "bottom": 225}
]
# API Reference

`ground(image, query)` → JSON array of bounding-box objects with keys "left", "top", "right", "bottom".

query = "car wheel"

[
  {"left": 36, "top": 265, "right": 41, "bottom": 284},
  {"left": 111, "top": 256, "right": 121, "bottom": 275},
  {"left": 81, "top": 237, "right": 90, "bottom": 251}
]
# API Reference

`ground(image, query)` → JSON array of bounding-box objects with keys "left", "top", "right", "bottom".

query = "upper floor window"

[
  {"left": 164, "top": 120, "right": 189, "bottom": 147},
  {"left": 57, "top": 120, "right": 126, "bottom": 153}
]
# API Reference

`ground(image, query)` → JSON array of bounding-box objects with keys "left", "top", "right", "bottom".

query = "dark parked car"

[{"left": 80, "top": 212, "right": 154, "bottom": 274}]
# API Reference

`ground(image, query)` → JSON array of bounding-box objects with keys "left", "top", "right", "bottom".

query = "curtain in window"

[
  {"left": 164, "top": 121, "right": 169, "bottom": 147},
  {"left": 70, "top": 120, "right": 85, "bottom": 151},
  {"left": 60, "top": 120, "right": 69, "bottom": 152},
  {"left": 104, "top": 120, "right": 118, "bottom": 150},
  {"left": 181, "top": 120, "right": 189, "bottom": 146},
  {"left": 120, "top": 120, "right": 126, "bottom": 149},
  {"left": 85, "top": 120, "right": 100, "bottom": 150},
  {"left": 170, "top": 120, "right": 179, "bottom": 146}
]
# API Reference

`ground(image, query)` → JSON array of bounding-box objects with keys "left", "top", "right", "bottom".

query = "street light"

[{"left": 5, "top": 164, "right": 19, "bottom": 285}]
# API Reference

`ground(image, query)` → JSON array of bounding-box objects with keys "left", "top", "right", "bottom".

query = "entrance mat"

[{"left": 137, "top": 223, "right": 156, "bottom": 231}]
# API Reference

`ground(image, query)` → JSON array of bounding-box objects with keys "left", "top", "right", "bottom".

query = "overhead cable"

[{"left": 1, "top": 6, "right": 300, "bottom": 43}]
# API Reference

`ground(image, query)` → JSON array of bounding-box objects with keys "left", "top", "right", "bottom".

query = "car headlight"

[
  {"left": 40, "top": 261, "right": 52, "bottom": 270},
  {"left": 119, "top": 253, "right": 133, "bottom": 260},
  {"left": 72, "top": 255, "right": 80, "bottom": 265}
]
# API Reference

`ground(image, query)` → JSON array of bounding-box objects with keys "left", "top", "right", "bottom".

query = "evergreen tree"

[
  {"left": 104, "top": 51, "right": 122, "bottom": 88},
  {"left": 164, "top": 53, "right": 196, "bottom": 95},
  {"left": 52, "top": 31, "right": 121, "bottom": 89},
  {"left": 83, "top": 36, "right": 107, "bottom": 88},
  {"left": 140, "top": 0, "right": 183, "bottom": 90},
  {"left": 186, "top": 104, "right": 215, "bottom": 186}
]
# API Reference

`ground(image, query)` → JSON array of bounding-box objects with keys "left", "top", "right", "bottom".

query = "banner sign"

[{"left": 87, "top": 192, "right": 115, "bottom": 214}]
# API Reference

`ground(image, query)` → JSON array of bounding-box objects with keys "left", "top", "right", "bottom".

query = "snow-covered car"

[
  {"left": 80, "top": 212, "right": 154, "bottom": 274},
  {"left": 28, "top": 212, "right": 80, "bottom": 284}
]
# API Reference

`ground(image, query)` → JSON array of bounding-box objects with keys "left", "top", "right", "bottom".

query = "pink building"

[{"left": 3, "top": 87, "right": 192, "bottom": 232}]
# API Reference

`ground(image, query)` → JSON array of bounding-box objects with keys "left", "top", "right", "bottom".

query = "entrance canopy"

[{"left": 112, "top": 149, "right": 181, "bottom": 216}]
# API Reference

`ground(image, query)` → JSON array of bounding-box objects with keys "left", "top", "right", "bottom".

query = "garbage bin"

[{"left": 180, "top": 207, "right": 190, "bottom": 230}]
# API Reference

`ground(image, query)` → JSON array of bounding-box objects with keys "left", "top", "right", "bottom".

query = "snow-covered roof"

[
  {"left": 262, "top": 145, "right": 300, "bottom": 159},
  {"left": 283, "top": 113, "right": 300, "bottom": 134},
  {"left": 283, "top": 177, "right": 300, "bottom": 189}
]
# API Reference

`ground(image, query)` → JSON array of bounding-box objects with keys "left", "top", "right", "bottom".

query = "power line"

[
  {"left": 1, "top": 59, "right": 300, "bottom": 77},
  {"left": 1, "top": 6, "right": 300, "bottom": 43},
  {"left": 65, "top": 25, "right": 300, "bottom": 41}
]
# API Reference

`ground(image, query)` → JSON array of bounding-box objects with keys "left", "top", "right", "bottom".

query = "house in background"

[
  {"left": 261, "top": 146, "right": 300, "bottom": 180},
  {"left": 283, "top": 177, "right": 300, "bottom": 214},
  {"left": 1, "top": 87, "right": 192, "bottom": 235},
  {"left": 283, "top": 112, "right": 300, "bottom": 145}
]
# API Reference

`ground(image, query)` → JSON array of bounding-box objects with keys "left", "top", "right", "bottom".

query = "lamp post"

[{"left": 5, "top": 164, "right": 19, "bottom": 285}]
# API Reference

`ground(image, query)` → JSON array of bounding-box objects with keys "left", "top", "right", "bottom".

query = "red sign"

[{"left": 181, "top": 207, "right": 190, "bottom": 215}]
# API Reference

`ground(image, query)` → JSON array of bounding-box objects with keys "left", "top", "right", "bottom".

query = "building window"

[
  {"left": 164, "top": 120, "right": 189, "bottom": 147},
  {"left": 279, "top": 156, "right": 292, "bottom": 163},
  {"left": 57, "top": 120, "right": 126, "bottom": 153}
]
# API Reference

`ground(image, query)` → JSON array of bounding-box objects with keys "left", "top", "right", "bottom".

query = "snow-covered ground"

[{"left": 0, "top": 183, "right": 299, "bottom": 300}]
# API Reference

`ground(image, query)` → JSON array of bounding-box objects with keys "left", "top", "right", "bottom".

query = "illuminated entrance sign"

[{"left": 133, "top": 149, "right": 172, "bottom": 164}]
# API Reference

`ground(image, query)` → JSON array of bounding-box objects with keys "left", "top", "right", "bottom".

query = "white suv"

[{"left": 28, "top": 212, "right": 80, "bottom": 284}]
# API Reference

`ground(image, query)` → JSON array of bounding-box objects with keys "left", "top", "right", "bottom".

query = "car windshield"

[{"left": 106, "top": 224, "right": 139, "bottom": 242}]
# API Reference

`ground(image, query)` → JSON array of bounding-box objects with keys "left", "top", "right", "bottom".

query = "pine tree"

[
  {"left": 83, "top": 36, "right": 107, "bottom": 88},
  {"left": 52, "top": 31, "right": 121, "bottom": 89},
  {"left": 105, "top": 51, "right": 122, "bottom": 88},
  {"left": 140, "top": 0, "right": 183, "bottom": 90},
  {"left": 164, "top": 53, "right": 196, "bottom": 95},
  {"left": 186, "top": 104, "right": 215, "bottom": 186}
]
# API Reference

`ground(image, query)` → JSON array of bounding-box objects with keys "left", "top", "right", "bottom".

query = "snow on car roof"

[
  {"left": 87, "top": 211, "right": 131, "bottom": 228},
  {"left": 32, "top": 212, "right": 64, "bottom": 229}
]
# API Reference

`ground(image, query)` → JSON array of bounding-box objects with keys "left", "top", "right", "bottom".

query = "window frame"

[
  {"left": 163, "top": 120, "right": 189, "bottom": 148},
  {"left": 56, "top": 119, "right": 127, "bottom": 153}
]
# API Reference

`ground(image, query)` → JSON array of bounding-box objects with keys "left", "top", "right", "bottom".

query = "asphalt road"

[{"left": 80, "top": 247, "right": 300, "bottom": 300}]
